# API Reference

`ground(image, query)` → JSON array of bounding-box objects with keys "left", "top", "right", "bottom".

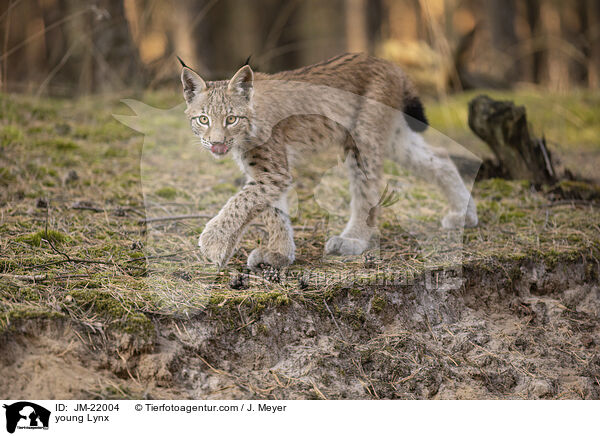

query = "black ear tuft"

[
  {"left": 176, "top": 55, "right": 189, "bottom": 68},
  {"left": 403, "top": 96, "right": 428, "bottom": 132},
  {"left": 244, "top": 55, "right": 252, "bottom": 66}
]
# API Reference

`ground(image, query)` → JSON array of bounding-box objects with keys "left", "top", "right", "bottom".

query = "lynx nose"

[{"left": 210, "top": 141, "right": 229, "bottom": 155}]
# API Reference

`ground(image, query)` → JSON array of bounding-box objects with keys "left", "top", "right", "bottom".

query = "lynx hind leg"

[
  {"left": 248, "top": 205, "right": 295, "bottom": 271},
  {"left": 392, "top": 128, "right": 478, "bottom": 228},
  {"left": 325, "top": 144, "right": 382, "bottom": 256}
]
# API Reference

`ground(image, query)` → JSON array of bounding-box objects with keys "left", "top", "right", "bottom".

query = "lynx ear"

[
  {"left": 227, "top": 65, "right": 253, "bottom": 96},
  {"left": 181, "top": 67, "right": 206, "bottom": 104}
]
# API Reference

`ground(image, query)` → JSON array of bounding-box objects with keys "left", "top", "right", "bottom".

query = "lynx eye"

[
  {"left": 193, "top": 115, "right": 210, "bottom": 126},
  {"left": 225, "top": 115, "right": 238, "bottom": 126}
]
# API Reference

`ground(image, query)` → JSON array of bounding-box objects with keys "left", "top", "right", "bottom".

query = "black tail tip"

[{"left": 404, "top": 96, "right": 428, "bottom": 132}]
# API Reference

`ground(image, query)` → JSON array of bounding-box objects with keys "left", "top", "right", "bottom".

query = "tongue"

[{"left": 211, "top": 143, "right": 228, "bottom": 154}]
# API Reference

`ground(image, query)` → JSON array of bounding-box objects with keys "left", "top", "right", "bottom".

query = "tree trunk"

[
  {"left": 587, "top": 0, "right": 600, "bottom": 88},
  {"left": 39, "top": 0, "right": 146, "bottom": 95},
  {"left": 485, "top": 0, "right": 520, "bottom": 81},
  {"left": 345, "top": 0, "right": 368, "bottom": 53},
  {"left": 525, "top": 0, "right": 544, "bottom": 83},
  {"left": 468, "top": 95, "right": 557, "bottom": 186}
]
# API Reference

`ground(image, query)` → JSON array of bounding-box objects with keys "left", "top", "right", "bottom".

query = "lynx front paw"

[
  {"left": 324, "top": 236, "right": 369, "bottom": 256},
  {"left": 247, "top": 248, "right": 294, "bottom": 271},
  {"left": 198, "top": 227, "right": 233, "bottom": 267}
]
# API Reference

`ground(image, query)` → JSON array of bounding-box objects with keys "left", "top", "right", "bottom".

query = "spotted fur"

[{"left": 181, "top": 53, "right": 478, "bottom": 269}]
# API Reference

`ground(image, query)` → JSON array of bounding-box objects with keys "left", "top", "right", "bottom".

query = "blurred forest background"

[{"left": 1, "top": 0, "right": 599, "bottom": 96}]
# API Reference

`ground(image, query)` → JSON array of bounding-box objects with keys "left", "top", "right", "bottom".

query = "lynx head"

[{"left": 181, "top": 64, "right": 254, "bottom": 158}]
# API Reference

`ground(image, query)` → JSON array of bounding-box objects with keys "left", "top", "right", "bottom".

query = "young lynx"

[{"left": 180, "top": 53, "right": 478, "bottom": 270}]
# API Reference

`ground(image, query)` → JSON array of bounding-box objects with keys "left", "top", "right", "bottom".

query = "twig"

[
  {"left": 310, "top": 380, "right": 328, "bottom": 400},
  {"left": 138, "top": 214, "right": 212, "bottom": 224},
  {"left": 0, "top": 272, "right": 91, "bottom": 282},
  {"left": 323, "top": 299, "right": 346, "bottom": 341},
  {"left": 1, "top": 273, "right": 47, "bottom": 282},
  {"left": 23, "top": 257, "right": 145, "bottom": 271},
  {"left": 71, "top": 202, "right": 104, "bottom": 212},
  {"left": 397, "top": 368, "right": 422, "bottom": 383},
  {"left": 70, "top": 201, "right": 145, "bottom": 216}
]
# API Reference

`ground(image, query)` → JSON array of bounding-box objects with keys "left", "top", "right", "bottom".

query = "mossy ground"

[{"left": 0, "top": 89, "right": 599, "bottom": 353}]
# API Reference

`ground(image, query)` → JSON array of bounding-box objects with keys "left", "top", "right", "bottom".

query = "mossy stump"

[{"left": 468, "top": 95, "right": 557, "bottom": 186}]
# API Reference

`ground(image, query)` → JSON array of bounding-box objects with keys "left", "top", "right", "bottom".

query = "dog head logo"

[{"left": 3, "top": 402, "right": 50, "bottom": 434}]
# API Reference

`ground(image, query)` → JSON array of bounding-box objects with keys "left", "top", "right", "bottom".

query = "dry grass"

[{"left": 0, "top": 89, "right": 599, "bottom": 338}]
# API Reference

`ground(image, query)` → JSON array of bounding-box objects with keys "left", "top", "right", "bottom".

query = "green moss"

[
  {"left": 0, "top": 306, "right": 66, "bottom": 334},
  {"left": 345, "top": 307, "right": 366, "bottom": 330},
  {"left": 541, "top": 248, "right": 584, "bottom": 269},
  {"left": 477, "top": 199, "right": 500, "bottom": 214},
  {"left": 25, "top": 163, "right": 58, "bottom": 178},
  {"left": 549, "top": 180, "right": 600, "bottom": 201},
  {"left": 64, "top": 280, "right": 103, "bottom": 289},
  {"left": 208, "top": 295, "right": 226, "bottom": 306},
  {"left": 0, "top": 259, "right": 19, "bottom": 272},
  {"left": 205, "top": 290, "right": 292, "bottom": 322},
  {"left": 17, "top": 230, "right": 70, "bottom": 247},
  {"left": 155, "top": 186, "right": 178, "bottom": 199},
  {"left": 15, "top": 287, "right": 43, "bottom": 302},
  {"left": 0, "top": 168, "right": 16, "bottom": 187},
  {"left": 477, "top": 178, "right": 527, "bottom": 198},
  {"left": 0, "top": 125, "right": 24, "bottom": 146},
  {"left": 103, "top": 147, "right": 128, "bottom": 158},
  {"left": 87, "top": 242, "right": 130, "bottom": 259},
  {"left": 68, "top": 289, "right": 155, "bottom": 339},
  {"left": 498, "top": 210, "right": 527, "bottom": 223},
  {"left": 0, "top": 94, "right": 19, "bottom": 122},
  {"left": 29, "top": 104, "right": 58, "bottom": 120},
  {"left": 34, "top": 138, "right": 79, "bottom": 151},
  {"left": 371, "top": 294, "right": 386, "bottom": 313}
]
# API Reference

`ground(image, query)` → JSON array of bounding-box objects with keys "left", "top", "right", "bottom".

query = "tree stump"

[{"left": 468, "top": 95, "right": 557, "bottom": 185}]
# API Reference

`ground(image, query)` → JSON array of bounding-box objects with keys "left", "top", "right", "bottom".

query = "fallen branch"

[
  {"left": 1, "top": 273, "right": 47, "bottom": 282},
  {"left": 1, "top": 273, "right": 94, "bottom": 283},
  {"left": 323, "top": 299, "right": 347, "bottom": 341},
  {"left": 71, "top": 201, "right": 104, "bottom": 212},
  {"left": 71, "top": 201, "right": 145, "bottom": 216},
  {"left": 22, "top": 257, "right": 146, "bottom": 271},
  {"left": 138, "top": 214, "right": 212, "bottom": 224}
]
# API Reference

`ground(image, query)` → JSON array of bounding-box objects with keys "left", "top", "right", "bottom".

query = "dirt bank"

[{"left": 2, "top": 255, "right": 598, "bottom": 400}]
